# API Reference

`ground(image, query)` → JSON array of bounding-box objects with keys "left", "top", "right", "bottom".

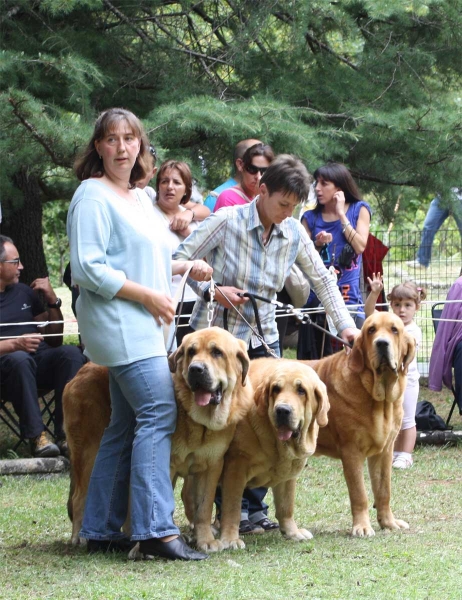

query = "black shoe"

[
  {"left": 87, "top": 538, "right": 135, "bottom": 554},
  {"left": 56, "top": 437, "right": 69, "bottom": 458},
  {"left": 254, "top": 517, "right": 279, "bottom": 531},
  {"left": 29, "top": 432, "right": 60, "bottom": 458},
  {"left": 238, "top": 519, "right": 264, "bottom": 535},
  {"left": 139, "top": 536, "right": 208, "bottom": 561}
]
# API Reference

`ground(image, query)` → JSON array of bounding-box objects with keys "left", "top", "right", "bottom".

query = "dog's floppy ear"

[
  {"left": 348, "top": 333, "right": 364, "bottom": 373},
  {"left": 314, "top": 380, "right": 330, "bottom": 427},
  {"left": 254, "top": 379, "right": 270, "bottom": 417},
  {"left": 401, "top": 331, "right": 416, "bottom": 373},
  {"left": 168, "top": 345, "right": 184, "bottom": 373},
  {"left": 236, "top": 339, "right": 251, "bottom": 385}
]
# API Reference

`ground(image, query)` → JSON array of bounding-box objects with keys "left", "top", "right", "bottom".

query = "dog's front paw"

[
  {"left": 221, "top": 537, "right": 246, "bottom": 550},
  {"left": 283, "top": 527, "right": 313, "bottom": 541},
  {"left": 351, "top": 523, "right": 375, "bottom": 537},
  {"left": 381, "top": 517, "right": 409, "bottom": 531},
  {"left": 197, "top": 538, "right": 224, "bottom": 553}
]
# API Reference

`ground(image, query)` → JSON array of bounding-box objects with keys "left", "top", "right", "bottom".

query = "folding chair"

[
  {"left": 0, "top": 389, "right": 56, "bottom": 451},
  {"left": 431, "top": 302, "right": 458, "bottom": 427}
]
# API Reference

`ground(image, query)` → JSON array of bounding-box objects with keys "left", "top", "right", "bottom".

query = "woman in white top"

[{"left": 154, "top": 160, "right": 201, "bottom": 345}]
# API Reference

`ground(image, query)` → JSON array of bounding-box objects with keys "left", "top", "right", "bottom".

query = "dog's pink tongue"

[
  {"left": 277, "top": 426, "right": 293, "bottom": 441},
  {"left": 195, "top": 390, "right": 212, "bottom": 406}
]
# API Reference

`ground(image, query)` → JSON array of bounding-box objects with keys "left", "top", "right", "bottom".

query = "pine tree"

[{"left": 1, "top": 0, "right": 461, "bottom": 279}]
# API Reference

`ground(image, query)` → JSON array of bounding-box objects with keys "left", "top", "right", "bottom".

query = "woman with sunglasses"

[
  {"left": 297, "top": 162, "right": 371, "bottom": 359},
  {"left": 213, "top": 143, "right": 275, "bottom": 212}
]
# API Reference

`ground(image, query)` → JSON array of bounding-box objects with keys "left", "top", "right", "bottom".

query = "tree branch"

[{"left": 8, "top": 97, "right": 68, "bottom": 168}]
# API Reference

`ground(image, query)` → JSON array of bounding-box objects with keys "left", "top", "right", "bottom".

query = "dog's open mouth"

[
  {"left": 193, "top": 384, "right": 223, "bottom": 407},
  {"left": 277, "top": 423, "right": 301, "bottom": 442}
]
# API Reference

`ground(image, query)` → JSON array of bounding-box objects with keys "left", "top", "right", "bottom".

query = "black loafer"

[
  {"left": 139, "top": 536, "right": 208, "bottom": 561},
  {"left": 87, "top": 537, "right": 135, "bottom": 554}
]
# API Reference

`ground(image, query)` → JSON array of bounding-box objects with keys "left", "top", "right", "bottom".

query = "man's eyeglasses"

[
  {"left": 149, "top": 144, "right": 157, "bottom": 161},
  {"left": 245, "top": 164, "right": 268, "bottom": 176},
  {"left": 0, "top": 258, "right": 21, "bottom": 265}
]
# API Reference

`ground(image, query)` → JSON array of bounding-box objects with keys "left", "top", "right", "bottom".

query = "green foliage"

[{"left": 1, "top": 0, "right": 462, "bottom": 276}]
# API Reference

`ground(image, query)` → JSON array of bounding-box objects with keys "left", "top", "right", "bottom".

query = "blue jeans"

[
  {"left": 80, "top": 356, "right": 179, "bottom": 541},
  {"left": 417, "top": 196, "right": 462, "bottom": 266}
]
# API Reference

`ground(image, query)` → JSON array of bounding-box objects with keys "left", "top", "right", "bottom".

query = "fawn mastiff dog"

[
  {"left": 63, "top": 327, "right": 253, "bottom": 552},
  {"left": 218, "top": 358, "right": 329, "bottom": 550},
  {"left": 301, "top": 311, "right": 416, "bottom": 537}
]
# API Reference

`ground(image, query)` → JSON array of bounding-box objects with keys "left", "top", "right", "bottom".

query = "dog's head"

[
  {"left": 168, "top": 327, "right": 252, "bottom": 430},
  {"left": 348, "top": 312, "right": 416, "bottom": 401},
  {"left": 252, "top": 359, "right": 329, "bottom": 457}
]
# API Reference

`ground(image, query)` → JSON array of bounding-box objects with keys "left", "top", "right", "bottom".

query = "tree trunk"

[{"left": 0, "top": 168, "right": 48, "bottom": 285}]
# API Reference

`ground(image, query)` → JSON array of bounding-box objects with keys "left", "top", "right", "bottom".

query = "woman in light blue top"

[{"left": 67, "top": 108, "right": 211, "bottom": 561}]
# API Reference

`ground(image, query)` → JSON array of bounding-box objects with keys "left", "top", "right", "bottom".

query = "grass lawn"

[
  {"left": 1, "top": 288, "right": 461, "bottom": 598},
  {"left": 0, "top": 445, "right": 461, "bottom": 599}
]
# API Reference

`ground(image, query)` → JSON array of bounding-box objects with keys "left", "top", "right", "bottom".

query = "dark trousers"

[
  {"left": 175, "top": 300, "right": 196, "bottom": 347},
  {"left": 0, "top": 342, "right": 85, "bottom": 439},
  {"left": 215, "top": 339, "right": 280, "bottom": 522},
  {"left": 454, "top": 340, "right": 462, "bottom": 414},
  {"left": 297, "top": 300, "right": 364, "bottom": 360}
]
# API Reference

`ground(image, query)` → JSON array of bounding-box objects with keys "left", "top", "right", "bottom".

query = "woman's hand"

[
  {"left": 214, "top": 286, "right": 249, "bottom": 310},
  {"left": 341, "top": 326, "right": 360, "bottom": 354},
  {"left": 333, "top": 190, "right": 346, "bottom": 218},
  {"left": 143, "top": 290, "right": 176, "bottom": 326},
  {"left": 189, "top": 260, "right": 213, "bottom": 282},
  {"left": 315, "top": 230, "right": 333, "bottom": 246},
  {"left": 170, "top": 209, "right": 194, "bottom": 232},
  {"left": 172, "top": 260, "right": 212, "bottom": 281}
]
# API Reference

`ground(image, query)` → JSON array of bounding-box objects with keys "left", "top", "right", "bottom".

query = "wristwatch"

[{"left": 47, "top": 297, "right": 62, "bottom": 309}]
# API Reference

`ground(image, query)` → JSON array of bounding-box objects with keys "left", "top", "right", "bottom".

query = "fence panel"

[{"left": 368, "top": 228, "right": 461, "bottom": 374}]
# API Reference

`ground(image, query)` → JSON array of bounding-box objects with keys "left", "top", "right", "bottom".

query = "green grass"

[
  {"left": 1, "top": 447, "right": 461, "bottom": 600},
  {"left": 1, "top": 282, "right": 461, "bottom": 598}
]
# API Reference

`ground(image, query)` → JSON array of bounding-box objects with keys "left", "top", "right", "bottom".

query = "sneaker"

[
  {"left": 239, "top": 519, "right": 264, "bottom": 535},
  {"left": 29, "top": 432, "right": 60, "bottom": 458},
  {"left": 392, "top": 455, "right": 413, "bottom": 469},
  {"left": 254, "top": 517, "right": 279, "bottom": 531},
  {"left": 405, "top": 260, "right": 428, "bottom": 269}
]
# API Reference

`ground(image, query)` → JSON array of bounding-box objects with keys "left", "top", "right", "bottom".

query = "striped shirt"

[{"left": 174, "top": 198, "right": 355, "bottom": 345}]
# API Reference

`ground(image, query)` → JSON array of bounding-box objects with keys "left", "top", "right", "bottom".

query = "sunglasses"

[
  {"left": 0, "top": 258, "right": 21, "bottom": 265},
  {"left": 245, "top": 164, "right": 268, "bottom": 176}
]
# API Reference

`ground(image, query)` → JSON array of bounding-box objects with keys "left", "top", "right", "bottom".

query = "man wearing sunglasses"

[
  {"left": 175, "top": 154, "right": 358, "bottom": 535},
  {"left": 0, "top": 235, "right": 86, "bottom": 458}
]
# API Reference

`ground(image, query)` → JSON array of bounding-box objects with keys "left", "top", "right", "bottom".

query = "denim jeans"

[
  {"left": 417, "top": 196, "right": 462, "bottom": 266},
  {"left": 80, "top": 356, "right": 179, "bottom": 541}
]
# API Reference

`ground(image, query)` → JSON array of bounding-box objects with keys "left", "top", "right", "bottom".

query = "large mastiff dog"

[
  {"left": 63, "top": 327, "right": 253, "bottom": 551},
  {"left": 301, "top": 311, "right": 416, "bottom": 537},
  {"left": 218, "top": 358, "right": 329, "bottom": 550}
]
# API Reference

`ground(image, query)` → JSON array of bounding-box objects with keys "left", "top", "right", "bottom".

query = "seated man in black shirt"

[{"left": 0, "top": 235, "right": 86, "bottom": 457}]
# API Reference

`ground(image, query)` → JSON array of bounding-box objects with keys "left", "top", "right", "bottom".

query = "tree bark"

[{"left": 1, "top": 168, "right": 48, "bottom": 285}]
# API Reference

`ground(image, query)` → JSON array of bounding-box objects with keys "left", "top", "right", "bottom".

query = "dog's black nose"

[
  {"left": 275, "top": 404, "right": 292, "bottom": 425},
  {"left": 189, "top": 362, "right": 206, "bottom": 376},
  {"left": 375, "top": 338, "right": 389, "bottom": 351}
]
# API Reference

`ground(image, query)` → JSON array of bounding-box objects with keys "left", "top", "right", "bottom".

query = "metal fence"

[{"left": 365, "top": 228, "right": 461, "bottom": 375}]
